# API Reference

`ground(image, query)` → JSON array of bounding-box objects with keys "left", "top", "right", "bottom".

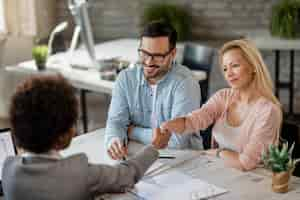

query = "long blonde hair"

[{"left": 219, "top": 39, "right": 281, "bottom": 108}]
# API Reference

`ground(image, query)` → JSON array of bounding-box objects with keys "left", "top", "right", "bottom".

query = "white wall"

[
  {"left": 0, "top": 0, "right": 56, "bottom": 119},
  {"left": 0, "top": 35, "right": 34, "bottom": 118}
]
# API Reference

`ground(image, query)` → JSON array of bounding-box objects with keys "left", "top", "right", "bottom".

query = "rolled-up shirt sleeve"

[
  {"left": 130, "top": 126, "right": 153, "bottom": 145},
  {"left": 105, "top": 71, "right": 130, "bottom": 148}
]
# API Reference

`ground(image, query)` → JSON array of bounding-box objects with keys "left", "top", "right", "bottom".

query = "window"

[{"left": 0, "top": 0, "right": 6, "bottom": 34}]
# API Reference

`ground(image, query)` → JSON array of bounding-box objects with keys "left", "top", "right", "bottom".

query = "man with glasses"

[{"left": 105, "top": 21, "right": 201, "bottom": 160}]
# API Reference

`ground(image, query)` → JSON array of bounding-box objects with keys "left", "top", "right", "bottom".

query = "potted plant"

[
  {"left": 32, "top": 45, "right": 48, "bottom": 70},
  {"left": 141, "top": 3, "right": 191, "bottom": 41},
  {"left": 262, "top": 142, "right": 300, "bottom": 193},
  {"left": 270, "top": 0, "right": 300, "bottom": 38}
]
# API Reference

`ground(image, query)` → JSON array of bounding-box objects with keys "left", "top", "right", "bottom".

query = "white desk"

[
  {"left": 6, "top": 38, "right": 207, "bottom": 133},
  {"left": 62, "top": 128, "right": 300, "bottom": 200},
  {"left": 247, "top": 32, "right": 300, "bottom": 116},
  {"left": 6, "top": 39, "right": 207, "bottom": 94}
]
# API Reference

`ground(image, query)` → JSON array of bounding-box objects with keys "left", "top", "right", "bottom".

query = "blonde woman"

[{"left": 161, "top": 39, "right": 282, "bottom": 171}]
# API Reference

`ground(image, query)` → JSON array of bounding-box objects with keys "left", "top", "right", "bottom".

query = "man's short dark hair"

[
  {"left": 141, "top": 20, "right": 177, "bottom": 50},
  {"left": 10, "top": 74, "right": 78, "bottom": 153}
]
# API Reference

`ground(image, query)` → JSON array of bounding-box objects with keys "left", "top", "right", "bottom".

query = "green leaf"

[
  {"left": 264, "top": 142, "right": 294, "bottom": 172},
  {"left": 294, "top": 158, "right": 300, "bottom": 166},
  {"left": 272, "top": 163, "right": 285, "bottom": 172},
  {"left": 270, "top": 0, "right": 300, "bottom": 38},
  {"left": 141, "top": 3, "right": 191, "bottom": 41},
  {"left": 280, "top": 143, "right": 288, "bottom": 158},
  {"left": 275, "top": 147, "right": 280, "bottom": 156},
  {"left": 288, "top": 142, "right": 295, "bottom": 156}
]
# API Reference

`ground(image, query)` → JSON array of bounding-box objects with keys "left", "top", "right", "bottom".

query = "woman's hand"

[
  {"left": 160, "top": 117, "right": 186, "bottom": 134},
  {"left": 205, "top": 148, "right": 218, "bottom": 157},
  {"left": 151, "top": 128, "right": 171, "bottom": 149}
]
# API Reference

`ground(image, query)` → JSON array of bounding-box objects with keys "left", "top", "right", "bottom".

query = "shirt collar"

[
  {"left": 22, "top": 150, "right": 62, "bottom": 160},
  {"left": 139, "top": 61, "right": 176, "bottom": 86}
]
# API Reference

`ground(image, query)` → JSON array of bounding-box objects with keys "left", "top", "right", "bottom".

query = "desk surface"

[
  {"left": 6, "top": 60, "right": 115, "bottom": 95},
  {"left": 5, "top": 39, "right": 207, "bottom": 95},
  {"left": 62, "top": 129, "right": 300, "bottom": 200}
]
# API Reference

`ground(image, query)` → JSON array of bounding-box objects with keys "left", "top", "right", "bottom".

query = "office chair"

[
  {"left": 182, "top": 43, "right": 215, "bottom": 106},
  {"left": 182, "top": 43, "right": 215, "bottom": 149}
]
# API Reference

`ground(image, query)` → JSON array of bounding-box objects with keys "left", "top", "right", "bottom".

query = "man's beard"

[{"left": 143, "top": 63, "right": 170, "bottom": 82}]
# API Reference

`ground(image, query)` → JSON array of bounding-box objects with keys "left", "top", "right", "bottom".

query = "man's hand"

[
  {"left": 160, "top": 117, "right": 186, "bottom": 134},
  {"left": 107, "top": 138, "right": 128, "bottom": 160},
  {"left": 151, "top": 128, "right": 171, "bottom": 149}
]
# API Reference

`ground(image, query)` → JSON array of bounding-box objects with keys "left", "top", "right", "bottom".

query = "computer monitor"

[{"left": 68, "top": 0, "right": 100, "bottom": 69}]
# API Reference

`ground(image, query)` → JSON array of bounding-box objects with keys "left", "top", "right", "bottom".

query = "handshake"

[{"left": 107, "top": 117, "right": 186, "bottom": 160}]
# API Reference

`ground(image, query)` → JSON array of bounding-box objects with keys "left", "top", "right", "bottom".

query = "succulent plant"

[
  {"left": 32, "top": 45, "right": 48, "bottom": 65},
  {"left": 262, "top": 142, "right": 300, "bottom": 173}
]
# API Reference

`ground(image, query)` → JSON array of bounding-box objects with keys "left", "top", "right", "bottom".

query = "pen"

[
  {"left": 122, "top": 138, "right": 127, "bottom": 161},
  {"left": 158, "top": 156, "right": 176, "bottom": 159}
]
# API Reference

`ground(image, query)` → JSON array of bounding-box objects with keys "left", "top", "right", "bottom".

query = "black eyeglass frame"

[{"left": 138, "top": 47, "right": 175, "bottom": 62}]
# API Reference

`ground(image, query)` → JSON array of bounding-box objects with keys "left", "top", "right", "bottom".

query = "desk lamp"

[{"left": 47, "top": 21, "right": 68, "bottom": 56}]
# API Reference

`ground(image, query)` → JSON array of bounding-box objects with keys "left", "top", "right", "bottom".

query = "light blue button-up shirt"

[{"left": 105, "top": 62, "right": 201, "bottom": 149}]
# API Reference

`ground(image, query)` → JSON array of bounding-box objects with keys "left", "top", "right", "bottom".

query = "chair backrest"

[{"left": 182, "top": 43, "right": 215, "bottom": 73}]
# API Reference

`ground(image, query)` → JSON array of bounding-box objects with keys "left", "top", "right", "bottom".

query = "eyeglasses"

[{"left": 138, "top": 48, "right": 174, "bottom": 63}]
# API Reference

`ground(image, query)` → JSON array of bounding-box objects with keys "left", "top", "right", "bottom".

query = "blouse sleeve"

[{"left": 184, "top": 89, "right": 230, "bottom": 133}]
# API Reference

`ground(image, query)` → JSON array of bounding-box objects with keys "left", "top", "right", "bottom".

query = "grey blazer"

[{"left": 2, "top": 146, "right": 158, "bottom": 200}]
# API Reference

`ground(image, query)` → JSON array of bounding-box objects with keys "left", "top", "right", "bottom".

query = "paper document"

[
  {"left": 158, "top": 179, "right": 228, "bottom": 200},
  {"left": 0, "top": 132, "right": 15, "bottom": 179},
  {"left": 133, "top": 170, "right": 227, "bottom": 200},
  {"left": 144, "top": 150, "right": 204, "bottom": 179},
  {"left": 144, "top": 161, "right": 169, "bottom": 177},
  {"left": 131, "top": 181, "right": 161, "bottom": 199}
]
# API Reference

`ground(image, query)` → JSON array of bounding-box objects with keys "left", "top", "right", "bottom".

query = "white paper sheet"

[
  {"left": 131, "top": 181, "right": 161, "bottom": 199},
  {"left": 157, "top": 179, "right": 228, "bottom": 200},
  {"left": 0, "top": 131, "right": 15, "bottom": 179},
  {"left": 144, "top": 161, "right": 169, "bottom": 177},
  {"left": 133, "top": 170, "right": 227, "bottom": 200},
  {"left": 152, "top": 170, "right": 193, "bottom": 186}
]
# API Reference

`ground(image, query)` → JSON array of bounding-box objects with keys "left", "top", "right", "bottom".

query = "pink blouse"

[{"left": 185, "top": 88, "right": 282, "bottom": 170}]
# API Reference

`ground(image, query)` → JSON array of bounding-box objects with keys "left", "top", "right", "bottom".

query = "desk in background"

[
  {"left": 62, "top": 128, "right": 300, "bottom": 200},
  {"left": 6, "top": 39, "right": 207, "bottom": 133}
]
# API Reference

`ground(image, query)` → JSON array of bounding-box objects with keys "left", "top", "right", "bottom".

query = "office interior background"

[{"left": 0, "top": 0, "right": 299, "bottom": 173}]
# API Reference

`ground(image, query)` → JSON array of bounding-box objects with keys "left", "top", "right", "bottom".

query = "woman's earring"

[{"left": 172, "top": 59, "right": 176, "bottom": 65}]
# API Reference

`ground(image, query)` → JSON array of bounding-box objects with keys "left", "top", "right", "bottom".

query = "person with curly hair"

[{"left": 2, "top": 74, "right": 163, "bottom": 200}]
